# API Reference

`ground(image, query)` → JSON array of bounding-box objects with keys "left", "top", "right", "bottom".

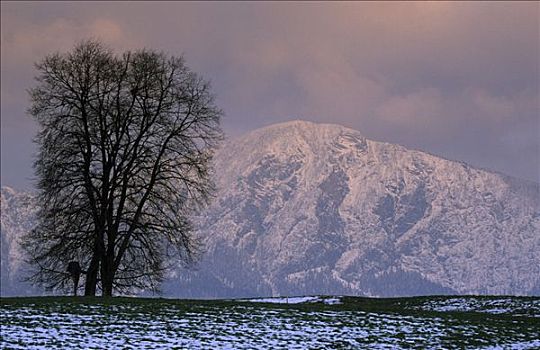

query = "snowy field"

[
  {"left": 1, "top": 296, "right": 539, "bottom": 349},
  {"left": 416, "top": 296, "right": 540, "bottom": 317}
]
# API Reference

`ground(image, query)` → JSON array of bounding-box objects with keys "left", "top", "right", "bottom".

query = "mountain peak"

[
  {"left": 226, "top": 119, "right": 365, "bottom": 159},
  {"left": 252, "top": 119, "right": 362, "bottom": 138}
]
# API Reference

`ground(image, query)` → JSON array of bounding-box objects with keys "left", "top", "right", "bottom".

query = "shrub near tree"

[{"left": 23, "top": 40, "right": 223, "bottom": 296}]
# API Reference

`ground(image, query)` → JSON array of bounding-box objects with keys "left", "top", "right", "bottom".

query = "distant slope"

[{"left": 2, "top": 120, "right": 539, "bottom": 297}]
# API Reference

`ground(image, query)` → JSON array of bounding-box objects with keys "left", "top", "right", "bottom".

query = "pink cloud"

[{"left": 376, "top": 88, "right": 443, "bottom": 125}]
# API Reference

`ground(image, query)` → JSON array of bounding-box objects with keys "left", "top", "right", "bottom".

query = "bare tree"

[{"left": 23, "top": 40, "right": 223, "bottom": 296}]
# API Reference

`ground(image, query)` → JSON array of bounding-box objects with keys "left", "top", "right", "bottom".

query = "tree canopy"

[{"left": 24, "top": 40, "right": 223, "bottom": 296}]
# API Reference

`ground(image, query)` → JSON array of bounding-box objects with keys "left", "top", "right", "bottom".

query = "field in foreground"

[{"left": 1, "top": 295, "right": 539, "bottom": 349}]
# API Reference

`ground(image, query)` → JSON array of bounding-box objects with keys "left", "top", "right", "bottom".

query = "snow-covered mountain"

[
  {"left": 2, "top": 121, "right": 539, "bottom": 297},
  {"left": 164, "top": 121, "right": 539, "bottom": 297},
  {"left": 1, "top": 187, "right": 39, "bottom": 296}
]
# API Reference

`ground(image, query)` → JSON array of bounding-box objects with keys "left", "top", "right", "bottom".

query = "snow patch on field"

[
  {"left": 417, "top": 297, "right": 540, "bottom": 317},
  {"left": 239, "top": 296, "right": 342, "bottom": 305},
  {"left": 482, "top": 340, "right": 540, "bottom": 350}
]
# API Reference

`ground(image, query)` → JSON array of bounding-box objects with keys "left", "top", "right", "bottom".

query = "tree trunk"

[
  {"left": 72, "top": 275, "right": 80, "bottom": 297},
  {"left": 101, "top": 252, "right": 115, "bottom": 297},
  {"left": 102, "top": 278, "right": 113, "bottom": 297},
  {"left": 84, "top": 254, "right": 100, "bottom": 296},
  {"left": 101, "top": 267, "right": 114, "bottom": 297}
]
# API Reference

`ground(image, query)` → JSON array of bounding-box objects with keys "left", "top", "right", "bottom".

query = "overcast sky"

[{"left": 1, "top": 1, "right": 539, "bottom": 190}]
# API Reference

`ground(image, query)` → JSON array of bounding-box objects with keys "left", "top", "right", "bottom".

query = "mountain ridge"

[{"left": 231, "top": 120, "right": 538, "bottom": 186}]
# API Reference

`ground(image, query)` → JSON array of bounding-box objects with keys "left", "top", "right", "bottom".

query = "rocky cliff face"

[{"left": 2, "top": 121, "right": 539, "bottom": 297}]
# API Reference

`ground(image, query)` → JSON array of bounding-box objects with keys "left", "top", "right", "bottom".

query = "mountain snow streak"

[{"left": 2, "top": 121, "right": 539, "bottom": 296}]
